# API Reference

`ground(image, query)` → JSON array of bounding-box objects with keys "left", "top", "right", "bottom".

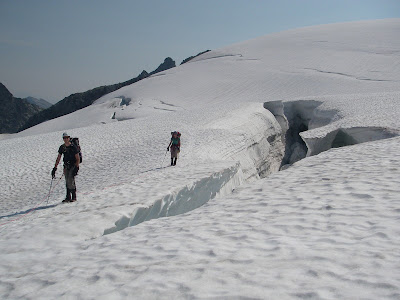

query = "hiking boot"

[
  {"left": 62, "top": 189, "right": 72, "bottom": 202},
  {"left": 71, "top": 189, "right": 77, "bottom": 202}
]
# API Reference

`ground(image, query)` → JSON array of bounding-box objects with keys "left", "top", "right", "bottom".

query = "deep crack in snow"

[{"left": 103, "top": 100, "right": 400, "bottom": 236}]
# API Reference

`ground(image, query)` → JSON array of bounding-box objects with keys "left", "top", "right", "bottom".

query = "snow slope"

[{"left": 1, "top": 19, "right": 400, "bottom": 299}]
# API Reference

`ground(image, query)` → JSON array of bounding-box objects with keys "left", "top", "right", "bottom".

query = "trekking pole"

[
  {"left": 161, "top": 149, "right": 168, "bottom": 168},
  {"left": 45, "top": 173, "right": 63, "bottom": 205},
  {"left": 46, "top": 178, "right": 54, "bottom": 205}
]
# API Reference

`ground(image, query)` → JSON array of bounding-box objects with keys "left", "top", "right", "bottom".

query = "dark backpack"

[{"left": 71, "top": 137, "right": 82, "bottom": 163}]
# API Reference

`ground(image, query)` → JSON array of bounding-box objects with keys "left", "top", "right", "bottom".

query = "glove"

[
  {"left": 73, "top": 166, "right": 79, "bottom": 176},
  {"left": 177, "top": 147, "right": 180, "bottom": 151},
  {"left": 167, "top": 147, "right": 170, "bottom": 151},
  {"left": 51, "top": 167, "right": 57, "bottom": 179}
]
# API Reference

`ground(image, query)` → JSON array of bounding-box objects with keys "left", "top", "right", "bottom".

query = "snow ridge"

[{"left": 104, "top": 162, "right": 244, "bottom": 235}]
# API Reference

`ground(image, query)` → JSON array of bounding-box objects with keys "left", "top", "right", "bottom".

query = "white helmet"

[{"left": 62, "top": 132, "right": 70, "bottom": 138}]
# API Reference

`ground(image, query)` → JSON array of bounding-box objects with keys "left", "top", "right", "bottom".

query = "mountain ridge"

[
  {"left": 19, "top": 57, "right": 176, "bottom": 132},
  {"left": 3, "top": 50, "right": 211, "bottom": 134},
  {"left": 25, "top": 97, "right": 53, "bottom": 109}
]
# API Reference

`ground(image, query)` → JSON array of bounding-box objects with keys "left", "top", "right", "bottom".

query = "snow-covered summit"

[{"left": 15, "top": 19, "right": 400, "bottom": 137}]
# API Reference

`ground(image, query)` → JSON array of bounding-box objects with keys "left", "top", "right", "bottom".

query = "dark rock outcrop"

[
  {"left": 149, "top": 57, "right": 176, "bottom": 75},
  {"left": 180, "top": 50, "right": 211, "bottom": 65},
  {"left": 0, "top": 83, "right": 43, "bottom": 133}
]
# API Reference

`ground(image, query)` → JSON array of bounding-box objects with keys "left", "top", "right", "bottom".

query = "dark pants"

[{"left": 64, "top": 164, "right": 76, "bottom": 190}]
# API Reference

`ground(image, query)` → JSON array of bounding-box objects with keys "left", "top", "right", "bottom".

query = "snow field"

[
  {"left": 1, "top": 19, "right": 400, "bottom": 299},
  {"left": 0, "top": 101, "right": 274, "bottom": 219},
  {"left": 2, "top": 137, "right": 399, "bottom": 299},
  {"left": 77, "top": 137, "right": 400, "bottom": 299}
]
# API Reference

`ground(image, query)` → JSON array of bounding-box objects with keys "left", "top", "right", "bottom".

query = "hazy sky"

[{"left": 1, "top": 0, "right": 399, "bottom": 103}]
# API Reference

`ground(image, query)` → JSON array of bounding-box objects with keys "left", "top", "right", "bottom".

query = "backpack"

[
  {"left": 170, "top": 131, "right": 181, "bottom": 147},
  {"left": 171, "top": 131, "right": 181, "bottom": 138},
  {"left": 71, "top": 137, "right": 83, "bottom": 163}
]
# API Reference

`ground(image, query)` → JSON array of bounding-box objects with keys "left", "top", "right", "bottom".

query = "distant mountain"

[
  {"left": 20, "top": 57, "right": 176, "bottom": 132},
  {"left": 150, "top": 57, "right": 176, "bottom": 75},
  {"left": 0, "top": 83, "right": 43, "bottom": 133},
  {"left": 25, "top": 97, "right": 52, "bottom": 109}
]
